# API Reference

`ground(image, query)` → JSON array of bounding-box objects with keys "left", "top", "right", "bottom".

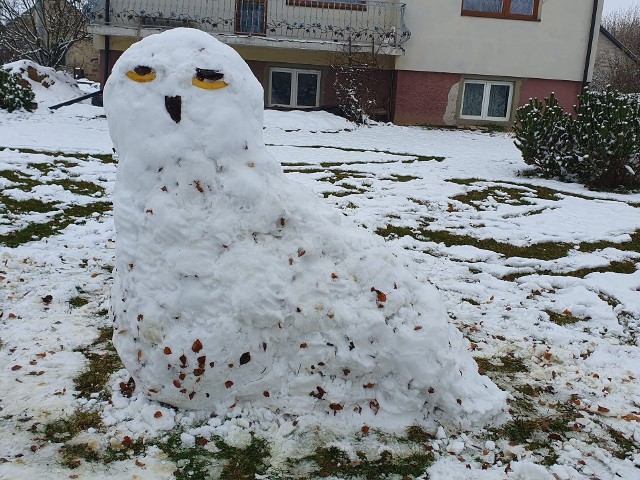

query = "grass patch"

[
  {"left": 376, "top": 223, "right": 640, "bottom": 262},
  {"left": 607, "top": 427, "right": 637, "bottom": 459},
  {"left": 545, "top": 309, "right": 589, "bottom": 326},
  {"left": 301, "top": 445, "right": 434, "bottom": 479},
  {"left": 44, "top": 410, "right": 102, "bottom": 443},
  {"left": 502, "top": 260, "right": 637, "bottom": 282},
  {"left": 157, "top": 432, "right": 270, "bottom": 480},
  {"left": 0, "top": 201, "right": 112, "bottom": 247},
  {"left": 476, "top": 355, "right": 528, "bottom": 375},
  {"left": 0, "top": 194, "right": 57, "bottom": 214},
  {"left": 59, "top": 442, "right": 102, "bottom": 469},
  {"left": 386, "top": 174, "right": 420, "bottom": 183},
  {"left": 493, "top": 399, "right": 579, "bottom": 466},
  {"left": 271, "top": 143, "right": 444, "bottom": 164},
  {"left": 0, "top": 146, "right": 115, "bottom": 164},
  {"left": 52, "top": 179, "right": 104, "bottom": 196},
  {"left": 69, "top": 296, "right": 89, "bottom": 308},
  {"left": 74, "top": 352, "right": 123, "bottom": 399}
]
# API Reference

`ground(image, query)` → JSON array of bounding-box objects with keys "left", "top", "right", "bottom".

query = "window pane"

[
  {"left": 296, "top": 73, "right": 318, "bottom": 107},
  {"left": 509, "top": 0, "right": 534, "bottom": 15},
  {"left": 462, "top": 83, "right": 485, "bottom": 117},
  {"left": 271, "top": 71, "right": 292, "bottom": 106},
  {"left": 237, "top": 1, "right": 265, "bottom": 34},
  {"left": 462, "top": 0, "right": 503, "bottom": 13},
  {"left": 487, "top": 84, "right": 511, "bottom": 118}
]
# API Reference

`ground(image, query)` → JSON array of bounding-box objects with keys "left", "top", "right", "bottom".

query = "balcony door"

[{"left": 235, "top": 0, "right": 267, "bottom": 35}]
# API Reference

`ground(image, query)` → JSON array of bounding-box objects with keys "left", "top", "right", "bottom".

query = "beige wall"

[
  {"left": 397, "top": 0, "right": 603, "bottom": 82},
  {"left": 65, "top": 38, "right": 100, "bottom": 81}
]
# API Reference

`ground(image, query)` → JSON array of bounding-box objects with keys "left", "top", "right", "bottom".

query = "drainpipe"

[
  {"left": 582, "top": 0, "right": 599, "bottom": 91},
  {"left": 103, "top": 0, "right": 111, "bottom": 87}
]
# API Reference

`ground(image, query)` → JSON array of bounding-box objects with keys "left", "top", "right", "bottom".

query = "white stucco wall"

[{"left": 396, "top": 0, "right": 603, "bottom": 82}]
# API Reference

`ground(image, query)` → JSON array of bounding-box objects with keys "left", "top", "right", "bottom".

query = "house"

[
  {"left": 0, "top": 0, "right": 100, "bottom": 81},
  {"left": 592, "top": 25, "right": 639, "bottom": 92},
  {"left": 87, "top": 0, "right": 604, "bottom": 126}
]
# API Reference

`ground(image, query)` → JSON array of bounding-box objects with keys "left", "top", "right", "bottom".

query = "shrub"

[
  {"left": 513, "top": 93, "right": 573, "bottom": 178},
  {"left": 0, "top": 69, "right": 35, "bottom": 112},
  {"left": 569, "top": 88, "right": 640, "bottom": 189},
  {"left": 514, "top": 87, "right": 640, "bottom": 190}
]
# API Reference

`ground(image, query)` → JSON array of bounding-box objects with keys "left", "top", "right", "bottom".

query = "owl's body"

[{"left": 104, "top": 28, "right": 506, "bottom": 428}]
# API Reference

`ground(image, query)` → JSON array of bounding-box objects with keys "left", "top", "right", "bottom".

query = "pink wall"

[
  {"left": 393, "top": 71, "right": 461, "bottom": 125},
  {"left": 518, "top": 78, "right": 582, "bottom": 113},
  {"left": 392, "top": 71, "right": 584, "bottom": 126}
]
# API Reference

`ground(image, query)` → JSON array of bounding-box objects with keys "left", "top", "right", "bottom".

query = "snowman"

[{"left": 104, "top": 28, "right": 506, "bottom": 429}]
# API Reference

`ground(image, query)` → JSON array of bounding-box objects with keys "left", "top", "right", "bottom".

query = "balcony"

[{"left": 87, "top": 0, "right": 410, "bottom": 55}]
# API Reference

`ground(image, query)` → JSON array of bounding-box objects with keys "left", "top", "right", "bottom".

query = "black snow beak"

[{"left": 165, "top": 95, "right": 182, "bottom": 123}]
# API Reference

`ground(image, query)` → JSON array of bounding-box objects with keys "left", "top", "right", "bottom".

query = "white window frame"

[
  {"left": 459, "top": 80, "right": 514, "bottom": 121},
  {"left": 268, "top": 68, "right": 321, "bottom": 108}
]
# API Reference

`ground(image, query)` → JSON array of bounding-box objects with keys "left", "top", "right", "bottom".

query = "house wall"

[
  {"left": 397, "top": 0, "right": 602, "bottom": 83},
  {"left": 592, "top": 30, "right": 637, "bottom": 89},
  {"left": 94, "top": 35, "right": 393, "bottom": 113},
  {"left": 393, "top": 72, "right": 582, "bottom": 126},
  {"left": 64, "top": 38, "right": 100, "bottom": 81}
]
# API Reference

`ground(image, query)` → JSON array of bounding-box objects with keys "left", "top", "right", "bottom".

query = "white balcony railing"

[{"left": 88, "top": 0, "right": 410, "bottom": 49}]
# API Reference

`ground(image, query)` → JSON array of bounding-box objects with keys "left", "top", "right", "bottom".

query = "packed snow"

[
  {"left": 103, "top": 28, "right": 506, "bottom": 428},
  {"left": 1, "top": 51, "right": 640, "bottom": 479}
]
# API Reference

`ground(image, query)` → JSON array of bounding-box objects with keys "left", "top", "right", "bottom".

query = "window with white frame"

[
  {"left": 460, "top": 80, "right": 513, "bottom": 121},
  {"left": 269, "top": 68, "right": 321, "bottom": 108}
]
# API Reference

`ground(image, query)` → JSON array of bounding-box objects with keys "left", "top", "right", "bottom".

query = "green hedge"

[{"left": 514, "top": 88, "right": 640, "bottom": 190}]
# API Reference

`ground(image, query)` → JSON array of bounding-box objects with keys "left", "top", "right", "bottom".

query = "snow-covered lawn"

[{"left": 1, "top": 102, "right": 640, "bottom": 479}]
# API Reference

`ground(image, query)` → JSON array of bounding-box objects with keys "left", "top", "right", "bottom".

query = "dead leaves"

[
  {"left": 119, "top": 377, "right": 136, "bottom": 397},
  {"left": 371, "top": 287, "right": 387, "bottom": 303},
  {"left": 310, "top": 386, "right": 326, "bottom": 399},
  {"left": 239, "top": 352, "right": 251, "bottom": 365},
  {"left": 191, "top": 339, "right": 203, "bottom": 353}
]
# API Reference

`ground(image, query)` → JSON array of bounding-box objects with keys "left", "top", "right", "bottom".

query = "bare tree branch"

[{"left": 0, "top": 0, "right": 90, "bottom": 67}]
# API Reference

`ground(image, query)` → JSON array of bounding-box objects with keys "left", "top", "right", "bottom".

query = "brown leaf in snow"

[{"left": 192, "top": 339, "right": 203, "bottom": 353}]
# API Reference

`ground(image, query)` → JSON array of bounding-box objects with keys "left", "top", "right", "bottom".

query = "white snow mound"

[
  {"left": 3, "top": 60, "right": 84, "bottom": 107},
  {"left": 103, "top": 28, "right": 507, "bottom": 430}
]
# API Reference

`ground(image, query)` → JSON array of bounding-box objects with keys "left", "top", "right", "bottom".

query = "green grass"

[
  {"left": 475, "top": 355, "right": 528, "bottom": 375},
  {"left": 0, "top": 146, "right": 115, "bottom": 164},
  {"left": 376, "top": 223, "right": 640, "bottom": 262},
  {"left": 0, "top": 149, "right": 112, "bottom": 247},
  {"left": 73, "top": 328, "right": 121, "bottom": 400},
  {"left": 501, "top": 260, "right": 638, "bottom": 282},
  {"left": 157, "top": 432, "right": 270, "bottom": 480},
  {"left": 0, "top": 201, "right": 112, "bottom": 247},
  {"left": 43, "top": 410, "right": 103, "bottom": 443},
  {"left": 545, "top": 309, "right": 590, "bottom": 326},
  {"left": 271, "top": 143, "right": 445, "bottom": 164},
  {"left": 69, "top": 296, "right": 89, "bottom": 308},
  {"left": 298, "top": 446, "right": 434, "bottom": 479},
  {"left": 607, "top": 427, "right": 637, "bottom": 459},
  {"left": 0, "top": 194, "right": 57, "bottom": 214}
]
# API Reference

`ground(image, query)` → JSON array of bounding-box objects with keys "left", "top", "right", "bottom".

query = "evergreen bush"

[
  {"left": 513, "top": 93, "right": 573, "bottom": 178},
  {"left": 0, "top": 69, "right": 35, "bottom": 112},
  {"left": 570, "top": 88, "right": 640, "bottom": 189},
  {"left": 514, "top": 87, "right": 640, "bottom": 190}
]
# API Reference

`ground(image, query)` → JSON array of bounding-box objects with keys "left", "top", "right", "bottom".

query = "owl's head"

[{"left": 104, "top": 28, "right": 264, "bottom": 162}]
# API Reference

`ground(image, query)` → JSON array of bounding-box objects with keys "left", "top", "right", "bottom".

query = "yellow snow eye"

[
  {"left": 126, "top": 66, "right": 156, "bottom": 83},
  {"left": 192, "top": 68, "right": 227, "bottom": 90}
]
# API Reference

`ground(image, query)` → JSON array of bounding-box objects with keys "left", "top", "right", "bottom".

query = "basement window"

[
  {"left": 269, "top": 68, "right": 321, "bottom": 108},
  {"left": 460, "top": 81, "right": 513, "bottom": 121}
]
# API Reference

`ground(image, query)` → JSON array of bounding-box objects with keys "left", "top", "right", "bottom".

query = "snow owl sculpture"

[{"left": 104, "top": 28, "right": 506, "bottom": 429}]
